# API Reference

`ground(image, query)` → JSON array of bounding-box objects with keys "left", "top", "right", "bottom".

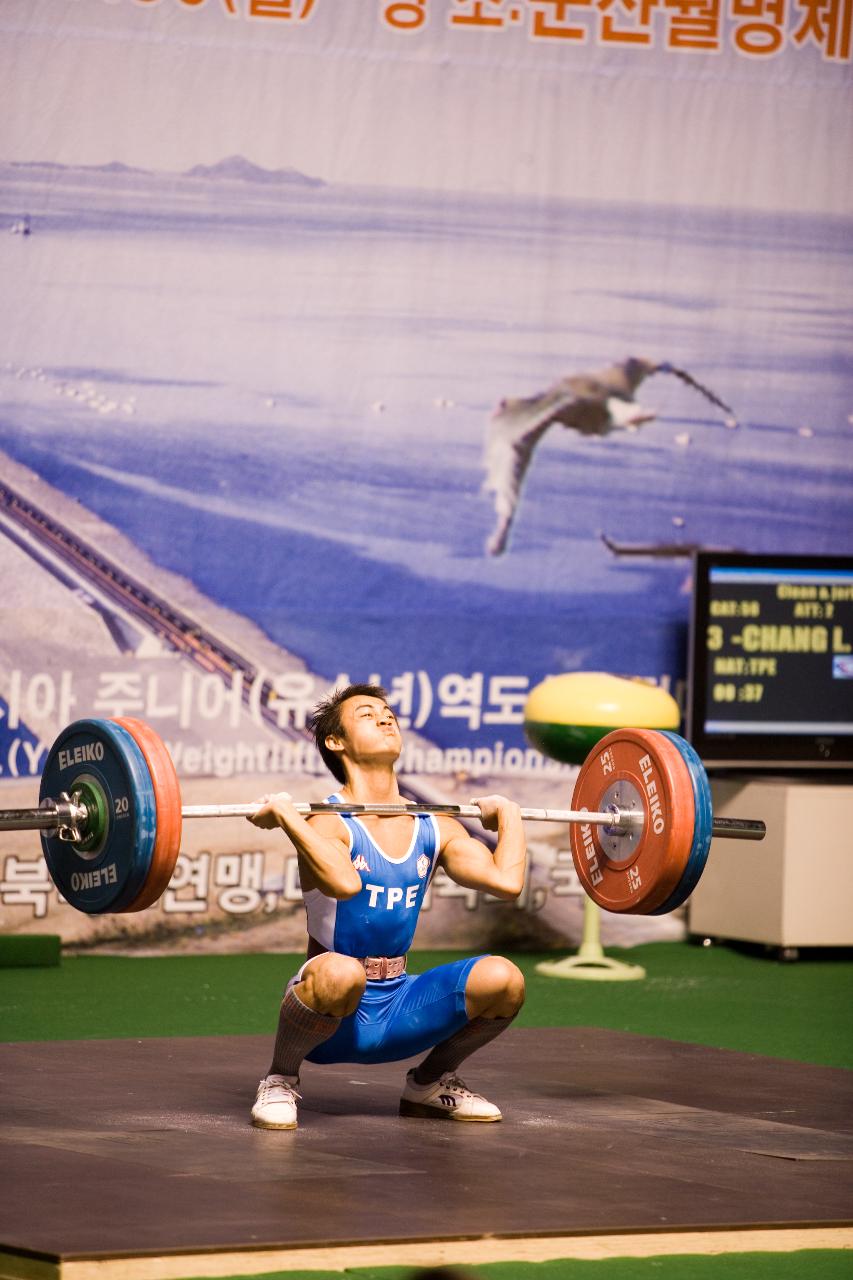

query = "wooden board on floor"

[{"left": 1, "top": 1028, "right": 851, "bottom": 1277}]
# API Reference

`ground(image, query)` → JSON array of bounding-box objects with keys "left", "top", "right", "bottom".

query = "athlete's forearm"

[
  {"left": 248, "top": 796, "right": 362, "bottom": 898},
  {"left": 472, "top": 794, "right": 527, "bottom": 898},
  {"left": 490, "top": 811, "right": 527, "bottom": 899}
]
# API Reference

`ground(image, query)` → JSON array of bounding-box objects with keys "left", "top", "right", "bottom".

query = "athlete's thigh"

[
  {"left": 307, "top": 955, "right": 486, "bottom": 1065},
  {"left": 305, "top": 977, "right": 400, "bottom": 1065},
  {"left": 371, "top": 955, "right": 485, "bottom": 1063}
]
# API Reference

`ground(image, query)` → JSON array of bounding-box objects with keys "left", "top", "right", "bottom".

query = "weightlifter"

[{"left": 246, "top": 683, "right": 527, "bottom": 1129}]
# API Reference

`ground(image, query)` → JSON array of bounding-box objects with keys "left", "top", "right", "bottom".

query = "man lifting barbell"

[
  {"left": 245, "top": 683, "right": 528, "bottom": 1130},
  {"left": 0, "top": 693, "right": 766, "bottom": 1131}
]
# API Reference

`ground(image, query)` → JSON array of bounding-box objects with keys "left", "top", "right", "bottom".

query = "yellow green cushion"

[{"left": 524, "top": 672, "right": 681, "bottom": 764}]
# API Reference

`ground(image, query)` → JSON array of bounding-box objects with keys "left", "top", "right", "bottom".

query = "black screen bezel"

[{"left": 686, "top": 550, "right": 853, "bottom": 772}]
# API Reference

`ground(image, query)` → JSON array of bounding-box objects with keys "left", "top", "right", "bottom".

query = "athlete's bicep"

[
  {"left": 296, "top": 813, "right": 356, "bottom": 896},
  {"left": 305, "top": 811, "right": 351, "bottom": 845}
]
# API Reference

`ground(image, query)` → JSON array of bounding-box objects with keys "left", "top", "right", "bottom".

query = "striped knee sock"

[
  {"left": 268, "top": 984, "right": 341, "bottom": 1079},
  {"left": 412, "top": 1014, "right": 517, "bottom": 1085}
]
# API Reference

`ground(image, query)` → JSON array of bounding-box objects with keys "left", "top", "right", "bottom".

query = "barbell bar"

[
  {"left": 0, "top": 716, "right": 766, "bottom": 916},
  {"left": 183, "top": 806, "right": 765, "bottom": 841},
  {"left": 0, "top": 799, "right": 639, "bottom": 831},
  {"left": 0, "top": 799, "right": 764, "bottom": 841}
]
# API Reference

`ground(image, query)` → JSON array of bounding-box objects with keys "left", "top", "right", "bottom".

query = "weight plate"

[
  {"left": 40, "top": 719, "right": 157, "bottom": 914},
  {"left": 649, "top": 731, "right": 713, "bottom": 915},
  {"left": 113, "top": 718, "right": 183, "bottom": 913},
  {"left": 570, "top": 728, "right": 696, "bottom": 914}
]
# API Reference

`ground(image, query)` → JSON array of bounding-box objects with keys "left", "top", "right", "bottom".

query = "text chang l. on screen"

[{"left": 686, "top": 551, "right": 853, "bottom": 771}]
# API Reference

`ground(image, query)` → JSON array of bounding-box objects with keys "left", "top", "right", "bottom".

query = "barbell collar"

[{"left": 0, "top": 797, "right": 86, "bottom": 834}]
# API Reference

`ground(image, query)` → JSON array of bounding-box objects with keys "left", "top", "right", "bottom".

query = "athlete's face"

[{"left": 335, "top": 695, "right": 402, "bottom": 763}]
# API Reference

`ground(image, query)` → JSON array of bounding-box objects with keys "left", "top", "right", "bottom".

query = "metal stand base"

[{"left": 536, "top": 897, "right": 647, "bottom": 982}]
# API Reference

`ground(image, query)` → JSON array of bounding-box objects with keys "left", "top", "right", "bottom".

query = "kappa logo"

[
  {"left": 352, "top": 854, "right": 370, "bottom": 872},
  {"left": 416, "top": 853, "right": 430, "bottom": 879}
]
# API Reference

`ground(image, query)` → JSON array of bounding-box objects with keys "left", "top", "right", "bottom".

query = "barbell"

[{"left": 0, "top": 716, "right": 765, "bottom": 916}]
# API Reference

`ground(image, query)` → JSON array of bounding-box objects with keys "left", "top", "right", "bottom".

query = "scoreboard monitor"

[{"left": 686, "top": 552, "right": 853, "bottom": 771}]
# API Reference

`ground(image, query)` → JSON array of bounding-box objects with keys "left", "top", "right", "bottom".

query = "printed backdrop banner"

[{"left": 0, "top": 0, "right": 851, "bottom": 950}]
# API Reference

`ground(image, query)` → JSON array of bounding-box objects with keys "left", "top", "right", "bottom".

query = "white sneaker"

[
  {"left": 399, "top": 1069, "right": 502, "bottom": 1122},
  {"left": 251, "top": 1074, "right": 300, "bottom": 1129}
]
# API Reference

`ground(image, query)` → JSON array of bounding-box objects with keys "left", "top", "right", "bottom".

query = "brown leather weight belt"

[{"left": 360, "top": 955, "right": 407, "bottom": 980}]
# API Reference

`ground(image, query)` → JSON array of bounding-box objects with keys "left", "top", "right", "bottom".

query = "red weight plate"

[
  {"left": 570, "top": 728, "right": 696, "bottom": 914},
  {"left": 112, "top": 717, "right": 183, "bottom": 913}
]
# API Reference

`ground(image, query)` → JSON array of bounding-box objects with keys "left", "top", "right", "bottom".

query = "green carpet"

[
  {"left": 2, "top": 943, "right": 852, "bottom": 1068},
  {"left": 177, "top": 1250, "right": 853, "bottom": 1280}
]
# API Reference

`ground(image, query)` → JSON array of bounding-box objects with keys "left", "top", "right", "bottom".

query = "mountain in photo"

[{"left": 183, "top": 155, "right": 324, "bottom": 188}]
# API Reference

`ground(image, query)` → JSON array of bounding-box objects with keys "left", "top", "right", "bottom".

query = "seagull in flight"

[{"left": 483, "top": 356, "right": 733, "bottom": 555}]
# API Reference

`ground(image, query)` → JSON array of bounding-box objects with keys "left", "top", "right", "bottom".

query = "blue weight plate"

[
  {"left": 40, "top": 718, "right": 157, "bottom": 914},
  {"left": 650, "top": 731, "right": 713, "bottom": 915}
]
